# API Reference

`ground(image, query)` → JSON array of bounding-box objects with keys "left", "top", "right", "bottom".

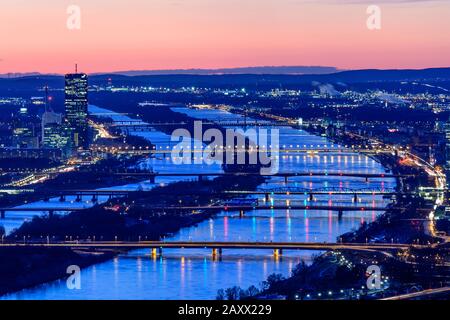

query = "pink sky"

[{"left": 1, "top": 0, "right": 449, "bottom": 74}]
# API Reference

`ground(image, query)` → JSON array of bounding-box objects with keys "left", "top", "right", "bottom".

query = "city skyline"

[
  {"left": 1, "top": 0, "right": 450, "bottom": 74},
  {"left": 0, "top": 0, "right": 448, "bottom": 304}
]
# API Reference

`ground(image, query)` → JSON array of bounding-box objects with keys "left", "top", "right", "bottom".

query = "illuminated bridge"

[
  {"left": 109, "top": 120, "right": 288, "bottom": 128},
  {"left": 91, "top": 146, "right": 391, "bottom": 156},
  {"left": 0, "top": 241, "right": 416, "bottom": 257},
  {"left": 0, "top": 203, "right": 396, "bottom": 220},
  {"left": 0, "top": 186, "right": 403, "bottom": 205},
  {"left": 139, "top": 204, "right": 393, "bottom": 213},
  {"left": 20, "top": 186, "right": 401, "bottom": 198},
  {"left": 99, "top": 171, "right": 406, "bottom": 184}
]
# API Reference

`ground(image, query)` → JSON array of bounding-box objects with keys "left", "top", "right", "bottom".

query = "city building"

[
  {"left": 11, "top": 108, "right": 40, "bottom": 149},
  {"left": 445, "top": 117, "right": 450, "bottom": 188},
  {"left": 42, "top": 122, "right": 73, "bottom": 157},
  {"left": 65, "top": 71, "right": 89, "bottom": 149},
  {"left": 41, "top": 110, "right": 62, "bottom": 143},
  {"left": 12, "top": 127, "right": 39, "bottom": 149}
]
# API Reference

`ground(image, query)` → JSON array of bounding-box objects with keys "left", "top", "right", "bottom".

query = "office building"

[{"left": 65, "top": 72, "right": 88, "bottom": 149}]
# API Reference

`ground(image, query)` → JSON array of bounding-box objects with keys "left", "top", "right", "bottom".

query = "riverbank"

[
  {"left": 241, "top": 245, "right": 449, "bottom": 300},
  {"left": 0, "top": 247, "right": 115, "bottom": 296}
]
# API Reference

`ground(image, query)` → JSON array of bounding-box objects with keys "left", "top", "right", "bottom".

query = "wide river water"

[{"left": 1, "top": 105, "right": 396, "bottom": 300}]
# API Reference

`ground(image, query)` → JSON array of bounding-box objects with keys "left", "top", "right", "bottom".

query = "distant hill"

[
  {"left": 303, "top": 67, "right": 450, "bottom": 83},
  {"left": 0, "top": 66, "right": 339, "bottom": 78},
  {"left": 1, "top": 67, "right": 449, "bottom": 91},
  {"left": 98, "top": 66, "right": 340, "bottom": 76},
  {"left": 0, "top": 72, "right": 59, "bottom": 79},
  {"left": 90, "top": 67, "right": 450, "bottom": 89}
]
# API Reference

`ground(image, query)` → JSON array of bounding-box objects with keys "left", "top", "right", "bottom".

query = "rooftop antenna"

[
  {"left": 44, "top": 85, "right": 49, "bottom": 112},
  {"left": 75, "top": 63, "right": 78, "bottom": 73}
]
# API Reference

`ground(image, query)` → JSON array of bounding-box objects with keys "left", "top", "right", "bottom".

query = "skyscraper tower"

[{"left": 65, "top": 66, "right": 88, "bottom": 149}]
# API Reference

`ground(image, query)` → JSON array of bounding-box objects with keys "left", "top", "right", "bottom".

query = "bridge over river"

[
  {"left": 0, "top": 203, "right": 399, "bottom": 220},
  {"left": 0, "top": 241, "right": 418, "bottom": 257}
]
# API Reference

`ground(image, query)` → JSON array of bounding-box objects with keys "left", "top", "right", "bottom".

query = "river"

[{"left": 0, "top": 105, "right": 396, "bottom": 300}]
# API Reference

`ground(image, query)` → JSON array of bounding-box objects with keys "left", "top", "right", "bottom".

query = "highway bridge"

[
  {"left": 0, "top": 241, "right": 415, "bottom": 257},
  {"left": 0, "top": 203, "right": 394, "bottom": 219},
  {"left": 109, "top": 120, "right": 288, "bottom": 128},
  {"left": 0, "top": 170, "right": 403, "bottom": 185},
  {"left": 141, "top": 204, "right": 392, "bottom": 212},
  {"left": 135, "top": 204, "right": 394, "bottom": 219},
  {"left": 0, "top": 186, "right": 402, "bottom": 205},
  {"left": 15, "top": 187, "right": 400, "bottom": 198},
  {"left": 101, "top": 171, "right": 405, "bottom": 184},
  {"left": 92, "top": 147, "right": 389, "bottom": 156}
]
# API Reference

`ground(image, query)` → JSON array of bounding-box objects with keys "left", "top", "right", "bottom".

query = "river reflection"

[{"left": 0, "top": 105, "right": 395, "bottom": 300}]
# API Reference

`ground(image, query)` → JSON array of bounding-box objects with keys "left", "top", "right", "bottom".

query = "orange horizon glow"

[{"left": 1, "top": 0, "right": 450, "bottom": 74}]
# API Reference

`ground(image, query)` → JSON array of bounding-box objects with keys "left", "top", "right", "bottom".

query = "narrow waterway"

[{"left": 0, "top": 105, "right": 396, "bottom": 300}]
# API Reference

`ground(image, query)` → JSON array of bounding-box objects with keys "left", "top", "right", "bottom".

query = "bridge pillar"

[
  {"left": 309, "top": 193, "right": 314, "bottom": 202},
  {"left": 265, "top": 193, "right": 270, "bottom": 202},
  {"left": 239, "top": 210, "right": 245, "bottom": 218},
  {"left": 0, "top": 210, "right": 5, "bottom": 219},
  {"left": 273, "top": 249, "right": 282, "bottom": 258},
  {"left": 44, "top": 197, "right": 50, "bottom": 202},
  {"left": 92, "top": 194, "right": 98, "bottom": 203},
  {"left": 75, "top": 195, "right": 82, "bottom": 202},
  {"left": 151, "top": 247, "right": 162, "bottom": 257},
  {"left": 198, "top": 175, "right": 203, "bottom": 182},
  {"left": 212, "top": 248, "right": 222, "bottom": 258},
  {"left": 338, "top": 210, "right": 343, "bottom": 220},
  {"left": 365, "top": 177, "right": 369, "bottom": 183},
  {"left": 59, "top": 195, "right": 66, "bottom": 202},
  {"left": 149, "top": 175, "right": 156, "bottom": 184},
  {"left": 48, "top": 210, "right": 54, "bottom": 218},
  {"left": 284, "top": 176, "right": 288, "bottom": 184},
  {"left": 353, "top": 194, "right": 358, "bottom": 203}
]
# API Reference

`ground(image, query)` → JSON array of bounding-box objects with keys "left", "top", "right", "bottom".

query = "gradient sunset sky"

[{"left": 1, "top": 0, "right": 449, "bottom": 74}]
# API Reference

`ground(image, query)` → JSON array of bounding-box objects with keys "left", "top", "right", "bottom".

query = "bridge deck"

[
  {"left": 0, "top": 204, "right": 392, "bottom": 213},
  {"left": 146, "top": 204, "right": 392, "bottom": 212},
  {"left": 105, "top": 172, "right": 404, "bottom": 178},
  {"left": 0, "top": 241, "right": 413, "bottom": 251}
]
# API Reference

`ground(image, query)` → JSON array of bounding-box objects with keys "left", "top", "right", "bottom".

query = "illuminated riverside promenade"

[{"left": 0, "top": 105, "right": 397, "bottom": 300}]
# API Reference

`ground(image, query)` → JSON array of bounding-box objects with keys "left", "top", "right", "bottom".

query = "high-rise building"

[
  {"left": 12, "top": 111, "right": 39, "bottom": 149},
  {"left": 65, "top": 72, "right": 88, "bottom": 149},
  {"left": 42, "top": 122, "right": 73, "bottom": 157},
  {"left": 41, "top": 111, "right": 62, "bottom": 143}
]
